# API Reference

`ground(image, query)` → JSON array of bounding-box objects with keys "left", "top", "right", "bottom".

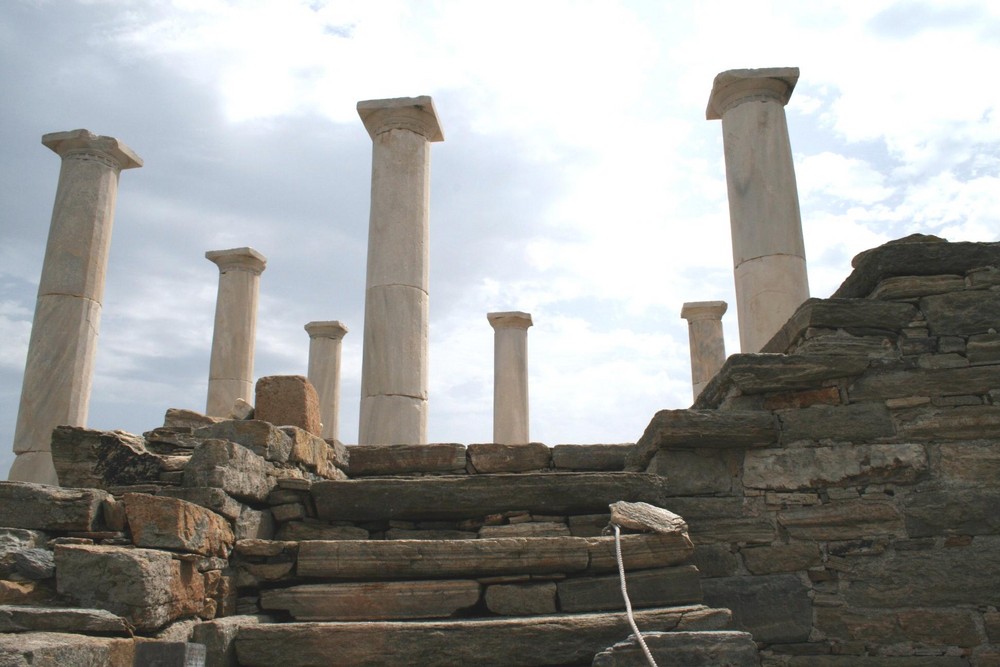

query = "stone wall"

[{"left": 630, "top": 235, "right": 1000, "bottom": 666}]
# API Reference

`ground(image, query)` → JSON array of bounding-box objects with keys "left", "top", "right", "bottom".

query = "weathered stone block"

[
  {"left": 648, "top": 448, "right": 739, "bottom": 495},
  {"left": 778, "top": 501, "right": 905, "bottom": 540},
  {"left": 484, "top": 582, "right": 556, "bottom": 615},
  {"left": 0, "top": 605, "right": 133, "bottom": 635},
  {"left": 192, "top": 614, "right": 270, "bottom": 667},
  {"left": 585, "top": 532, "right": 694, "bottom": 572},
  {"left": 346, "top": 443, "right": 466, "bottom": 475},
  {"left": 0, "top": 481, "right": 111, "bottom": 532},
  {"left": 164, "top": 408, "right": 220, "bottom": 429},
  {"left": 850, "top": 365, "right": 998, "bottom": 401},
  {"left": 234, "top": 506, "right": 274, "bottom": 541},
  {"left": 665, "top": 497, "right": 775, "bottom": 544},
  {"left": 869, "top": 274, "right": 966, "bottom": 300},
  {"left": 0, "top": 631, "right": 135, "bottom": 667},
  {"left": 763, "top": 386, "right": 842, "bottom": 410},
  {"left": 741, "top": 541, "right": 820, "bottom": 575},
  {"left": 550, "top": 444, "right": 630, "bottom": 470},
  {"left": 467, "top": 442, "right": 551, "bottom": 472},
  {"left": 903, "top": 486, "right": 1000, "bottom": 537},
  {"left": 51, "top": 426, "right": 163, "bottom": 489},
  {"left": 778, "top": 402, "right": 896, "bottom": 444},
  {"left": 893, "top": 405, "right": 1000, "bottom": 441},
  {"left": 968, "top": 333, "right": 1000, "bottom": 365},
  {"left": 182, "top": 439, "right": 276, "bottom": 503},
  {"left": 254, "top": 375, "right": 321, "bottom": 435},
  {"left": 261, "top": 580, "right": 481, "bottom": 620},
  {"left": 592, "top": 630, "right": 759, "bottom": 667},
  {"left": 922, "top": 290, "right": 1000, "bottom": 336},
  {"left": 627, "top": 410, "right": 776, "bottom": 470},
  {"left": 702, "top": 573, "right": 811, "bottom": 643},
  {"left": 816, "top": 607, "right": 981, "bottom": 647},
  {"left": 937, "top": 442, "right": 1000, "bottom": 483},
  {"left": 159, "top": 487, "right": 243, "bottom": 522},
  {"left": 194, "top": 421, "right": 292, "bottom": 463},
  {"left": 11, "top": 548, "right": 55, "bottom": 580},
  {"left": 478, "top": 522, "right": 570, "bottom": 538},
  {"left": 557, "top": 565, "right": 701, "bottom": 612},
  {"left": 123, "top": 493, "right": 233, "bottom": 557},
  {"left": 55, "top": 544, "right": 205, "bottom": 631},
  {"left": 274, "top": 521, "right": 368, "bottom": 541},
  {"left": 744, "top": 444, "right": 926, "bottom": 491},
  {"left": 763, "top": 298, "right": 917, "bottom": 353},
  {"left": 689, "top": 544, "right": 739, "bottom": 577}
]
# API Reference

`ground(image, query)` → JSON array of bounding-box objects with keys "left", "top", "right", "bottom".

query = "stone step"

[
  {"left": 311, "top": 472, "right": 668, "bottom": 522},
  {"left": 234, "top": 604, "right": 731, "bottom": 666},
  {"left": 761, "top": 297, "right": 917, "bottom": 354},
  {"left": 291, "top": 532, "right": 693, "bottom": 580}
]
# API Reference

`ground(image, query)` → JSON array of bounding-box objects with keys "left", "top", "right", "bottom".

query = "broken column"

[
  {"left": 680, "top": 301, "right": 728, "bottom": 401},
  {"left": 305, "top": 321, "right": 348, "bottom": 441},
  {"left": 357, "top": 96, "right": 443, "bottom": 445},
  {"left": 9, "top": 129, "right": 142, "bottom": 485},
  {"left": 488, "top": 311, "right": 533, "bottom": 445},
  {"left": 205, "top": 247, "right": 266, "bottom": 417},
  {"left": 707, "top": 67, "right": 810, "bottom": 353}
]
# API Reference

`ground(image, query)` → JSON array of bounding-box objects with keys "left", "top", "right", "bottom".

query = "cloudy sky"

[{"left": 1, "top": 0, "right": 998, "bottom": 478}]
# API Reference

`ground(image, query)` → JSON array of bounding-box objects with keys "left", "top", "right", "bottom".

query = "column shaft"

[
  {"left": 680, "top": 301, "right": 728, "bottom": 401},
  {"left": 305, "top": 321, "right": 348, "bottom": 441},
  {"left": 489, "top": 311, "right": 532, "bottom": 445},
  {"left": 205, "top": 248, "right": 266, "bottom": 417},
  {"left": 707, "top": 67, "right": 810, "bottom": 352},
  {"left": 357, "top": 96, "right": 443, "bottom": 445},
  {"left": 10, "top": 129, "right": 142, "bottom": 485}
]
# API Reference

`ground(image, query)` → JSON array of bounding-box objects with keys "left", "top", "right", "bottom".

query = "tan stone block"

[
  {"left": 124, "top": 493, "right": 234, "bottom": 557},
  {"left": 485, "top": 582, "right": 556, "bottom": 615},
  {"left": 261, "top": 580, "right": 480, "bottom": 621},
  {"left": 255, "top": 375, "right": 321, "bottom": 435},
  {"left": 467, "top": 442, "right": 550, "bottom": 473}
]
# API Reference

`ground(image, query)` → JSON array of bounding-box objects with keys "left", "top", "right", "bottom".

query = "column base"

[{"left": 8, "top": 451, "right": 59, "bottom": 486}]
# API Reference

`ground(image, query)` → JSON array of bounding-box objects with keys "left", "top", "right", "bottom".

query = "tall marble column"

[
  {"left": 205, "top": 247, "right": 266, "bottom": 417},
  {"left": 9, "top": 129, "right": 142, "bottom": 485},
  {"left": 707, "top": 67, "right": 810, "bottom": 353},
  {"left": 305, "top": 321, "right": 348, "bottom": 441},
  {"left": 488, "top": 311, "right": 533, "bottom": 445},
  {"left": 680, "top": 301, "right": 728, "bottom": 401},
  {"left": 357, "top": 96, "right": 443, "bottom": 445}
]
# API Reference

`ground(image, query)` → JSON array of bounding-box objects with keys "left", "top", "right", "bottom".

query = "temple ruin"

[{"left": 2, "top": 70, "right": 1000, "bottom": 666}]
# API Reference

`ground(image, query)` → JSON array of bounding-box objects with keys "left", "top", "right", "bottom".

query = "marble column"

[
  {"left": 205, "top": 247, "right": 266, "bottom": 417},
  {"left": 357, "top": 96, "right": 443, "bottom": 445},
  {"left": 680, "top": 301, "right": 728, "bottom": 401},
  {"left": 488, "top": 311, "right": 533, "bottom": 445},
  {"left": 9, "top": 129, "right": 142, "bottom": 485},
  {"left": 707, "top": 67, "right": 810, "bottom": 353},
  {"left": 305, "top": 321, "right": 348, "bottom": 441}
]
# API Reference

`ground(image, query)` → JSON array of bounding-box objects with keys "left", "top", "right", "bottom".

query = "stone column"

[
  {"left": 680, "top": 301, "right": 728, "bottom": 401},
  {"left": 9, "top": 129, "right": 142, "bottom": 485},
  {"left": 357, "top": 96, "right": 443, "bottom": 445},
  {"left": 488, "top": 311, "right": 533, "bottom": 445},
  {"left": 205, "top": 247, "right": 266, "bottom": 417},
  {"left": 707, "top": 67, "right": 810, "bottom": 353},
  {"left": 305, "top": 321, "right": 348, "bottom": 441}
]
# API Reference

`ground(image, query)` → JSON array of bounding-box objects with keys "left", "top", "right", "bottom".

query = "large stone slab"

[
  {"left": 551, "top": 444, "right": 630, "bottom": 470},
  {"left": 0, "top": 605, "right": 133, "bottom": 635},
  {"left": 261, "top": 580, "right": 481, "bottom": 620},
  {"left": 0, "top": 481, "right": 111, "bottom": 531},
  {"left": 743, "top": 443, "right": 927, "bottom": 491},
  {"left": 592, "top": 630, "right": 759, "bottom": 667},
  {"left": 626, "top": 410, "right": 776, "bottom": 470},
  {"left": 609, "top": 501, "right": 687, "bottom": 534},
  {"left": 192, "top": 614, "right": 270, "bottom": 667},
  {"left": 832, "top": 236, "right": 1000, "bottom": 299},
  {"left": 182, "top": 439, "right": 276, "bottom": 503},
  {"left": 648, "top": 448, "right": 740, "bottom": 495},
  {"left": 778, "top": 402, "right": 896, "bottom": 443},
  {"left": 586, "top": 533, "right": 694, "bottom": 572},
  {"left": 869, "top": 274, "right": 966, "bottom": 300},
  {"left": 54, "top": 544, "right": 205, "bottom": 631},
  {"left": 123, "top": 493, "right": 234, "bottom": 557},
  {"left": 346, "top": 443, "right": 466, "bottom": 475},
  {"left": 194, "top": 420, "right": 293, "bottom": 463},
  {"left": 762, "top": 298, "right": 917, "bottom": 353},
  {"left": 893, "top": 405, "right": 1000, "bottom": 441},
  {"left": 702, "top": 573, "right": 811, "bottom": 643},
  {"left": 467, "top": 442, "right": 551, "bottom": 472},
  {"left": 778, "top": 500, "right": 905, "bottom": 540},
  {"left": 922, "top": 290, "right": 1000, "bottom": 336},
  {"left": 0, "top": 631, "right": 135, "bottom": 667},
  {"left": 557, "top": 565, "right": 702, "bottom": 612},
  {"left": 484, "top": 582, "right": 557, "bottom": 615},
  {"left": 903, "top": 486, "right": 1000, "bottom": 537},
  {"left": 51, "top": 426, "right": 164, "bottom": 489},
  {"left": 311, "top": 472, "right": 669, "bottom": 522},
  {"left": 159, "top": 486, "right": 243, "bottom": 522},
  {"left": 234, "top": 605, "right": 730, "bottom": 666},
  {"left": 849, "top": 365, "right": 998, "bottom": 401}
]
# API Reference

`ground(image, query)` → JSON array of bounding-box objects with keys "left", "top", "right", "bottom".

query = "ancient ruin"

[{"left": 3, "top": 72, "right": 1000, "bottom": 666}]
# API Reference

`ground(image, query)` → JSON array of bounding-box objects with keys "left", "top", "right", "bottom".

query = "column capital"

[
  {"left": 358, "top": 96, "right": 444, "bottom": 142},
  {"left": 42, "top": 129, "right": 143, "bottom": 170},
  {"left": 488, "top": 311, "right": 533, "bottom": 330},
  {"left": 305, "top": 320, "right": 349, "bottom": 339},
  {"left": 681, "top": 300, "right": 728, "bottom": 322},
  {"left": 706, "top": 67, "right": 799, "bottom": 121},
  {"left": 206, "top": 247, "right": 267, "bottom": 274}
]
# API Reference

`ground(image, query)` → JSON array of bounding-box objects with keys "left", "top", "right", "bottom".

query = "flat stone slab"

[
  {"left": 557, "top": 565, "right": 702, "bottom": 613},
  {"left": 626, "top": 410, "right": 776, "bottom": 471},
  {"left": 234, "top": 605, "right": 731, "bottom": 666},
  {"left": 467, "top": 443, "right": 551, "bottom": 472},
  {"left": 592, "top": 630, "right": 759, "bottom": 667},
  {"left": 0, "top": 606, "right": 134, "bottom": 635},
  {"left": 51, "top": 426, "right": 164, "bottom": 489},
  {"left": 0, "top": 482, "right": 111, "bottom": 532},
  {"left": 849, "top": 366, "right": 999, "bottom": 401},
  {"left": 762, "top": 298, "right": 917, "bottom": 354},
  {"left": 0, "top": 631, "right": 135, "bottom": 666},
  {"left": 346, "top": 443, "right": 466, "bottom": 475},
  {"left": 551, "top": 444, "right": 631, "bottom": 471},
  {"left": 297, "top": 533, "right": 692, "bottom": 580},
  {"left": 123, "top": 493, "right": 234, "bottom": 557},
  {"left": 744, "top": 443, "right": 927, "bottom": 491},
  {"left": 261, "top": 580, "right": 481, "bottom": 620},
  {"left": 311, "top": 473, "right": 669, "bottom": 522}
]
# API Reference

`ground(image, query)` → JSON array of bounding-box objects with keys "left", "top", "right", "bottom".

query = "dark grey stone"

[
  {"left": 0, "top": 481, "right": 111, "bottom": 532},
  {"left": 762, "top": 298, "right": 917, "bottom": 354},
  {"left": 194, "top": 420, "right": 292, "bottom": 463},
  {"left": 626, "top": 410, "right": 776, "bottom": 471},
  {"left": 346, "top": 443, "right": 466, "bottom": 475},
  {"left": 51, "top": 426, "right": 164, "bottom": 489},
  {"left": 12, "top": 548, "right": 54, "bottom": 580},
  {"left": 903, "top": 486, "right": 1000, "bottom": 537},
  {"left": 849, "top": 365, "right": 999, "bottom": 401},
  {"left": 702, "top": 573, "right": 812, "bottom": 643},
  {"left": 557, "top": 565, "right": 702, "bottom": 613},
  {"left": 551, "top": 444, "right": 631, "bottom": 471},
  {"left": 648, "top": 449, "right": 739, "bottom": 496},
  {"left": 922, "top": 290, "right": 1000, "bottom": 336},
  {"left": 0, "top": 605, "right": 133, "bottom": 635},
  {"left": 592, "top": 631, "right": 759, "bottom": 667},
  {"left": 778, "top": 402, "right": 895, "bottom": 443}
]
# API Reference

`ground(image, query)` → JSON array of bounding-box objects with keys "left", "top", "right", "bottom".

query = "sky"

[{"left": 1, "top": 0, "right": 998, "bottom": 478}]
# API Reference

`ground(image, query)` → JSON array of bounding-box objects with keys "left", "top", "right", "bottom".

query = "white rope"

[{"left": 614, "top": 524, "right": 659, "bottom": 667}]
